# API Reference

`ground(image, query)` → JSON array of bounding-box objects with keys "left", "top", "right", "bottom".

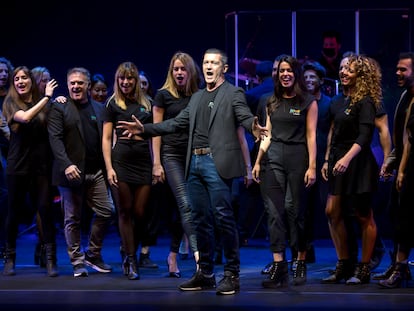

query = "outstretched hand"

[{"left": 116, "top": 115, "right": 144, "bottom": 138}]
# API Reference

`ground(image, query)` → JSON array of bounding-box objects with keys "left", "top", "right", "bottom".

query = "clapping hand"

[{"left": 116, "top": 115, "right": 144, "bottom": 138}]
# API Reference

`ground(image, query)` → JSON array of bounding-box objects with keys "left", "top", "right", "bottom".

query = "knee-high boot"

[{"left": 45, "top": 243, "right": 58, "bottom": 277}]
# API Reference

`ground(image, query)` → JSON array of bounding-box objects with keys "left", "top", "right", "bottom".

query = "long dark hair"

[
  {"left": 3, "top": 66, "right": 43, "bottom": 131},
  {"left": 267, "top": 55, "right": 307, "bottom": 115}
]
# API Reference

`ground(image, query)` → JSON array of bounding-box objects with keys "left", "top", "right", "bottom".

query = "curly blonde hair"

[{"left": 347, "top": 55, "right": 382, "bottom": 109}]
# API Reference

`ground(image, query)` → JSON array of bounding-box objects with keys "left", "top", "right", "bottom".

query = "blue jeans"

[{"left": 187, "top": 153, "right": 240, "bottom": 275}]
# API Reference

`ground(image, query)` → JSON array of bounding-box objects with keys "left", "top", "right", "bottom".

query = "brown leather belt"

[{"left": 193, "top": 147, "right": 211, "bottom": 155}]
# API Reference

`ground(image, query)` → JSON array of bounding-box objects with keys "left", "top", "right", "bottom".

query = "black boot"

[
  {"left": 346, "top": 262, "right": 371, "bottom": 285},
  {"left": 378, "top": 263, "right": 410, "bottom": 289},
  {"left": 372, "top": 262, "right": 395, "bottom": 280},
  {"left": 321, "top": 259, "right": 353, "bottom": 284},
  {"left": 3, "top": 248, "right": 16, "bottom": 276},
  {"left": 138, "top": 252, "right": 158, "bottom": 268},
  {"left": 292, "top": 260, "right": 307, "bottom": 286},
  {"left": 123, "top": 255, "right": 140, "bottom": 280},
  {"left": 45, "top": 243, "right": 58, "bottom": 277},
  {"left": 262, "top": 260, "right": 289, "bottom": 288}
]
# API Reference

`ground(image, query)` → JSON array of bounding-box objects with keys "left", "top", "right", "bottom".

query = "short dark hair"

[
  {"left": 302, "top": 60, "right": 327, "bottom": 79},
  {"left": 399, "top": 52, "right": 414, "bottom": 69}
]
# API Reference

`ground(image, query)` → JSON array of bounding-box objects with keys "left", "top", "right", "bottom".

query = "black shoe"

[
  {"left": 139, "top": 252, "right": 158, "bottom": 269},
  {"left": 322, "top": 259, "right": 354, "bottom": 284},
  {"left": 346, "top": 262, "right": 371, "bottom": 285},
  {"left": 3, "top": 258, "right": 16, "bottom": 276},
  {"left": 291, "top": 259, "right": 298, "bottom": 272},
  {"left": 123, "top": 255, "right": 140, "bottom": 280},
  {"left": 85, "top": 253, "right": 112, "bottom": 273},
  {"left": 373, "top": 262, "right": 412, "bottom": 281},
  {"left": 179, "top": 270, "right": 216, "bottom": 291},
  {"left": 73, "top": 264, "right": 88, "bottom": 277},
  {"left": 166, "top": 259, "right": 181, "bottom": 278},
  {"left": 216, "top": 271, "right": 240, "bottom": 295},
  {"left": 292, "top": 260, "right": 307, "bottom": 286},
  {"left": 3, "top": 249, "right": 16, "bottom": 276},
  {"left": 378, "top": 263, "right": 410, "bottom": 289},
  {"left": 261, "top": 262, "right": 273, "bottom": 274},
  {"left": 372, "top": 263, "right": 395, "bottom": 280},
  {"left": 262, "top": 261, "right": 289, "bottom": 289}
]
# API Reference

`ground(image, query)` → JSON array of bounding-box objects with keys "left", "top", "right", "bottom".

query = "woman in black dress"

[
  {"left": 102, "top": 62, "right": 152, "bottom": 280},
  {"left": 321, "top": 55, "right": 382, "bottom": 285}
]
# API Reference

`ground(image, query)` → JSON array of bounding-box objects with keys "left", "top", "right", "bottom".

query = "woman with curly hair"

[{"left": 321, "top": 54, "right": 383, "bottom": 285}]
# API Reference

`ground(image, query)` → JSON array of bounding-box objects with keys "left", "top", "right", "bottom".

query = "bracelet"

[
  {"left": 324, "top": 159, "right": 329, "bottom": 163},
  {"left": 44, "top": 95, "right": 52, "bottom": 100}
]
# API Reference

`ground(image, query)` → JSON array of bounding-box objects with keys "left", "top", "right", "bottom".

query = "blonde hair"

[
  {"left": 160, "top": 51, "right": 200, "bottom": 98},
  {"left": 348, "top": 55, "right": 382, "bottom": 109},
  {"left": 110, "top": 62, "right": 151, "bottom": 111}
]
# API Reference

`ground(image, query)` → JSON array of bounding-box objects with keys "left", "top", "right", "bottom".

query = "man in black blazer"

[
  {"left": 118, "top": 48, "right": 264, "bottom": 295},
  {"left": 48, "top": 67, "right": 114, "bottom": 278}
]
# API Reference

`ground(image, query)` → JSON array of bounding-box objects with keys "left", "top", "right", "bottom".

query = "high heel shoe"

[
  {"left": 378, "top": 263, "right": 410, "bottom": 289},
  {"left": 123, "top": 255, "right": 140, "bottom": 280},
  {"left": 166, "top": 257, "right": 181, "bottom": 278}
]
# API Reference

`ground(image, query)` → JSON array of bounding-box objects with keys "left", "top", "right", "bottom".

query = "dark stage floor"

[{"left": 0, "top": 229, "right": 413, "bottom": 311}]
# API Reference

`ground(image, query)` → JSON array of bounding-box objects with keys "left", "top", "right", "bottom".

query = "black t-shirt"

[
  {"left": 6, "top": 102, "right": 52, "bottom": 176},
  {"left": 153, "top": 89, "right": 190, "bottom": 151},
  {"left": 192, "top": 88, "right": 219, "bottom": 149},
  {"left": 76, "top": 101, "right": 102, "bottom": 174}
]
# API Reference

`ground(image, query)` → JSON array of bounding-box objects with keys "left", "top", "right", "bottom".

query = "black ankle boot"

[
  {"left": 262, "top": 260, "right": 289, "bottom": 288},
  {"left": 321, "top": 259, "right": 353, "bottom": 284},
  {"left": 378, "top": 263, "right": 410, "bottom": 289},
  {"left": 45, "top": 243, "right": 58, "bottom": 277},
  {"left": 3, "top": 248, "right": 16, "bottom": 276},
  {"left": 346, "top": 262, "right": 371, "bottom": 285},
  {"left": 372, "top": 262, "right": 395, "bottom": 280},
  {"left": 124, "top": 255, "right": 140, "bottom": 280},
  {"left": 292, "top": 260, "right": 307, "bottom": 286},
  {"left": 139, "top": 252, "right": 158, "bottom": 268}
]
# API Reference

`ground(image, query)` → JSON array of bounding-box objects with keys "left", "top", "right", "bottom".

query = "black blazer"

[
  {"left": 48, "top": 98, "right": 105, "bottom": 187},
  {"left": 144, "top": 81, "right": 255, "bottom": 180}
]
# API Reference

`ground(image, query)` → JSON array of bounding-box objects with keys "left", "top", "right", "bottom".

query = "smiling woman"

[{"left": 2, "top": 66, "right": 59, "bottom": 277}]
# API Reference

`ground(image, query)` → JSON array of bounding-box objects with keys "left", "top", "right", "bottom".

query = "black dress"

[
  {"left": 102, "top": 99, "right": 152, "bottom": 185},
  {"left": 328, "top": 95, "right": 378, "bottom": 195}
]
